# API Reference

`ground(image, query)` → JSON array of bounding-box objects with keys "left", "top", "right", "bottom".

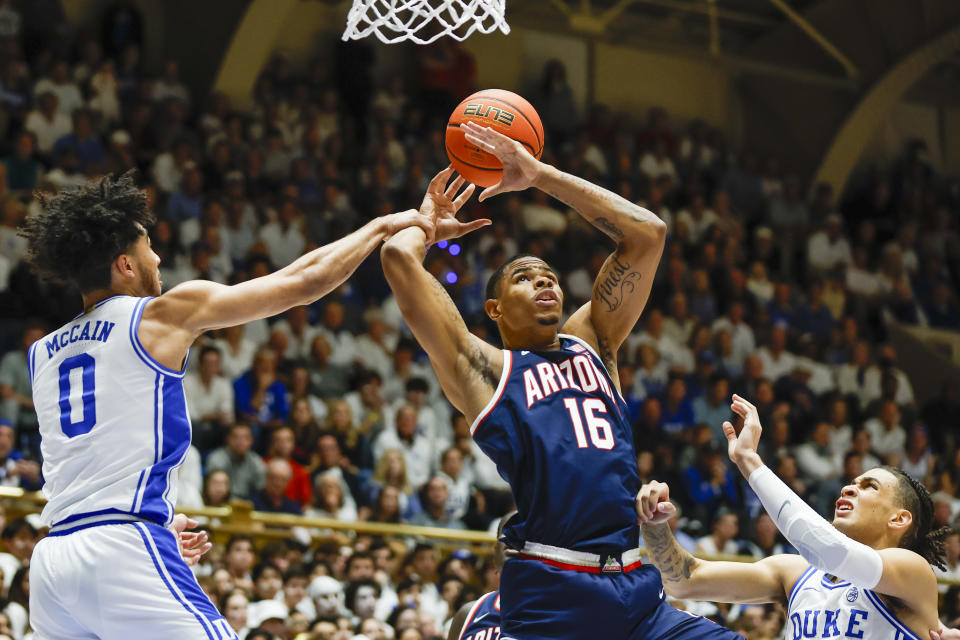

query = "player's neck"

[
  {"left": 500, "top": 327, "right": 561, "bottom": 352},
  {"left": 81, "top": 286, "right": 132, "bottom": 311}
]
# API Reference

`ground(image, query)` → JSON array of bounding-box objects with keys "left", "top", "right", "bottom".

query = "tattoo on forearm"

[
  {"left": 642, "top": 523, "right": 697, "bottom": 583},
  {"left": 595, "top": 255, "right": 642, "bottom": 312},
  {"left": 592, "top": 217, "right": 624, "bottom": 240}
]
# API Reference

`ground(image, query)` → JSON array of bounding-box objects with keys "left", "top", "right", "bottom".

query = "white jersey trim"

[
  {"left": 558, "top": 333, "right": 626, "bottom": 403},
  {"left": 470, "top": 350, "right": 512, "bottom": 436},
  {"left": 129, "top": 297, "right": 189, "bottom": 378}
]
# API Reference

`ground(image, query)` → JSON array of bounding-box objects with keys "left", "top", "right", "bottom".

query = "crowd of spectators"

[{"left": 0, "top": 1, "right": 958, "bottom": 638}]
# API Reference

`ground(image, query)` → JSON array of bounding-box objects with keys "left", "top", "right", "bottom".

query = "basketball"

[{"left": 445, "top": 89, "right": 545, "bottom": 187}]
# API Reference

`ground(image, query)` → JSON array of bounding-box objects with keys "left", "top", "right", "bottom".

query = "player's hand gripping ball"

[{"left": 446, "top": 89, "right": 544, "bottom": 187}]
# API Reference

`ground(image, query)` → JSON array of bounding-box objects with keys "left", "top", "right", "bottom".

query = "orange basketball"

[{"left": 446, "top": 89, "right": 545, "bottom": 188}]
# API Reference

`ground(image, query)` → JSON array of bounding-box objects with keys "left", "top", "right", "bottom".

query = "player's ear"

[
  {"left": 114, "top": 252, "right": 136, "bottom": 282},
  {"left": 485, "top": 298, "right": 502, "bottom": 322},
  {"left": 889, "top": 507, "right": 913, "bottom": 533}
]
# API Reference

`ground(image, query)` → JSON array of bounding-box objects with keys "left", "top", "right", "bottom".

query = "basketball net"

[{"left": 342, "top": 0, "right": 510, "bottom": 45}]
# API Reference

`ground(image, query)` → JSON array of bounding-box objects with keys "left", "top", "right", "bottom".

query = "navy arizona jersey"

[
  {"left": 471, "top": 334, "right": 640, "bottom": 553},
  {"left": 458, "top": 591, "right": 501, "bottom": 640}
]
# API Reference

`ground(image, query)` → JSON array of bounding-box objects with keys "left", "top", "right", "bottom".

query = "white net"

[{"left": 342, "top": 0, "right": 510, "bottom": 45}]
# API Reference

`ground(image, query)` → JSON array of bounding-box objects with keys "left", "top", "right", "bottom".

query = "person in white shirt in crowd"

[
  {"left": 864, "top": 400, "right": 907, "bottom": 459},
  {"left": 150, "top": 138, "right": 194, "bottom": 195},
  {"left": 900, "top": 424, "right": 935, "bottom": 484},
  {"left": 675, "top": 192, "right": 717, "bottom": 247},
  {"left": 183, "top": 346, "right": 235, "bottom": 451},
  {"left": 824, "top": 396, "right": 853, "bottom": 460},
  {"left": 353, "top": 308, "right": 397, "bottom": 380},
  {"left": 306, "top": 471, "right": 359, "bottom": 523},
  {"left": 629, "top": 308, "right": 693, "bottom": 373},
  {"left": 344, "top": 370, "right": 387, "bottom": 439},
  {"left": 24, "top": 91, "right": 72, "bottom": 156},
  {"left": 794, "top": 421, "right": 842, "bottom": 483},
  {"left": 806, "top": 213, "right": 852, "bottom": 275},
  {"left": 271, "top": 305, "right": 318, "bottom": 361},
  {"left": 373, "top": 405, "right": 432, "bottom": 490},
  {"left": 696, "top": 510, "right": 740, "bottom": 556},
  {"left": 385, "top": 377, "right": 449, "bottom": 458},
  {"left": 845, "top": 246, "right": 885, "bottom": 299},
  {"left": 34, "top": 60, "right": 83, "bottom": 115},
  {"left": 755, "top": 323, "right": 797, "bottom": 383},
  {"left": 177, "top": 443, "right": 204, "bottom": 508},
  {"left": 380, "top": 337, "right": 438, "bottom": 404},
  {"left": 315, "top": 300, "right": 358, "bottom": 367},
  {"left": 214, "top": 323, "right": 257, "bottom": 382},
  {"left": 259, "top": 197, "right": 307, "bottom": 269},
  {"left": 638, "top": 137, "right": 677, "bottom": 188},
  {"left": 835, "top": 340, "right": 874, "bottom": 410},
  {"left": 849, "top": 427, "right": 882, "bottom": 471},
  {"left": 711, "top": 301, "right": 755, "bottom": 370},
  {"left": 153, "top": 60, "right": 191, "bottom": 107},
  {"left": 865, "top": 345, "right": 916, "bottom": 409},
  {"left": 793, "top": 336, "right": 836, "bottom": 396},
  {"left": 224, "top": 195, "right": 259, "bottom": 265},
  {"left": 663, "top": 292, "right": 696, "bottom": 346},
  {"left": 449, "top": 413, "right": 510, "bottom": 498},
  {"left": 520, "top": 188, "right": 567, "bottom": 235},
  {"left": 745, "top": 259, "right": 775, "bottom": 305},
  {"left": 437, "top": 447, "right": 472, "bottom": 521}
]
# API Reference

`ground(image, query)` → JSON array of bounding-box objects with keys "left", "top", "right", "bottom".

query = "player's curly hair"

[
  {"left": 20, "top": 171, "right": 154, "bottom": 293},
  {"left": 883, "top": 466, "right": 949, "bottom": 571}
]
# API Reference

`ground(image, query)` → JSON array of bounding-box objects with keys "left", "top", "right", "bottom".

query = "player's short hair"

[
  {"left": 883, "top": 466, "right": 949, "bottom": 570},
  {"left": 21, "top": 171, "right": 154, "bottom": 293},
  {"left": 485, "top": 254, "right": 558, "bottom": 301}
]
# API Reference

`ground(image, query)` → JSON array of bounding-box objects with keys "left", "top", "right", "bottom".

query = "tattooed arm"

[
  {"left": 460, "top": 123, "right": 666, "bottom": 389},
  {"left": 546, "top": 165, "right": 667, "bottom": 388},
  {"left": 637, "top": 480, "right": 805, "bottom": 604},
  {"left": 381, "top": 173, "right": 502, "bottom": 422}
]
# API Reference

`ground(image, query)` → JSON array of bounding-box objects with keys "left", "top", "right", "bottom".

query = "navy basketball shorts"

[{"left": 500, "top": 557, "right": 744, "bottom": 640}]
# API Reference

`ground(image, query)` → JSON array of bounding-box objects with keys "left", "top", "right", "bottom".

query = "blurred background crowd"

[{"left": 0, "top": 1, "right": 958, "bottom": 639}]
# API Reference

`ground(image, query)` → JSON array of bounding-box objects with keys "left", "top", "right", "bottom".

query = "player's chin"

[{"left": 536, "top": 313, "right": 562, "bottom": 326}]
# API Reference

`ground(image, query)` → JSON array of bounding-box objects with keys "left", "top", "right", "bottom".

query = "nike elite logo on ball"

[{"left": 463, "top": 103, "right": 516, "bottom": 125}]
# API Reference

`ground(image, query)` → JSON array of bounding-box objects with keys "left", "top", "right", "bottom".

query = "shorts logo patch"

[{"left": 602, "top": 555, "right": 622, "bottom": 574}]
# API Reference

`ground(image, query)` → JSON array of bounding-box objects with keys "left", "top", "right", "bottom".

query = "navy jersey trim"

[
  {"left": 129, "top": 297, "right": 189, "bottom": 378},
  {"left": 787, "top": 565, "right": 816, "bottom": 611},
  {"left": 558, "top": 333, "right": 625, "bottom": 403},
  {"left": 863, "top": 589, "right": 923, "bottom": 640},
  {"left": 458, "top": 590, "right": 498, "bottom": 640},
  {"left": 470, "top": 350, "right": 513, "bottom": 436}
]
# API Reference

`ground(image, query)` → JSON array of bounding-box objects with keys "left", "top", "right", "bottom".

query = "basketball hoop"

[{"left": 342, "top": 0, "right": 510, "bottom": 45}]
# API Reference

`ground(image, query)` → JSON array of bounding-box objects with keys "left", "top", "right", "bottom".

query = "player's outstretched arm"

[
  {"left": 381, "top": 168, "right": 501, "bottom": 420},
  {"left": 462, "top": 122, "right": 666, "bottom": 382},
  {"left": 637, "top": 480, "right": 803, "bottom": 604},
  {"left": 725, "top": 395, "right": 939, "bottom": 624},
  {"left": 139, "top": 212, "right": 435, "bottom": 368}
]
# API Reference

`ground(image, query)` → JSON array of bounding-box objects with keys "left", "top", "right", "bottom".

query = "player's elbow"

[{"left": 380, "top": 239, "right": 418, "bottom": 275}]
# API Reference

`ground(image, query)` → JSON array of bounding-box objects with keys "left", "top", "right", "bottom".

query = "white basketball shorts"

[{"left": 30, "top": 521, "right": 237, "bottom": 639}]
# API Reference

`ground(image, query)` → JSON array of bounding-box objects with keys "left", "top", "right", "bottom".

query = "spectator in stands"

[
  {"left": 900, "top": 423, "right": 935, "bottom": 483},
  {"left": 0, "top": 419, "right": 39, "bottom": 490},
  {"left": 206, "top": 423, "right": 266, "bottom": 500},
  {"left": 675, "top": 193, "right": 716, "bottom": 247},
  {"left": 0, "top": 519, "right": 34, "bottom": 590},
  {"left": 220, "top": 589, "right": 250, "bottom": 638},
  {"left": 2, "top": 132, "right": 40, "bottom": 193},
  {"left": 864, "top": 399, "right": 906, "bottom": 459},
  {"left": 266, "top": 425, "right": 311, "bottom": 507},
  {"left": 793, "top": 280, "right": 833, "bottom": 343},
  {"left": 696, "top": 509, "right": 739, "bottom": 555},
  {"left": 935, "top": 529, "right": 960, "bottom": 594},
  {"left": 794, "top": 421, "right": 841, "bottom": 483},
  {"left": 692, "top": 373, "right": 731, "bottom": 446},
  {"left": 368, "top": 449, "right": 415, "bottom": 520},
  {"left": 52, "top": 109, "right": 104, "bottom": 174},
  {"left": 202, "top": 469, "right": 231, "bottom": 507},
  {"left": 755, "top": 323, "right": 796, "bottom": 383},
  {"left": 306, "top": 472, "right": 358, "bottom": 522},
  {"left": 0, "top": 323, "right": 43, "bottom": 433},
  {"left": 183, "top": 346, "right": 234, "bottom": 452},
  {"left": 409, "top": 475, "right": 466, "bottom": 529},
  {"left": 213, "top": 323, "right": 256, "bottom": 382},
  {"left": 234, "top": 348, "right": 289, "bottom": 430},
  {"left": 308, "top": 335, "right": 352, "bottom": 400},
  {"left": 373, "top": 405, "right": 432, "bottom": 490},
  {"left": 660, "top": 374, "right": 695, "bottom": 438},
  {"left": 768, "top": 175, "right": 810, "bottom": 276},
  {"left": 742, "top": 513, "right": 794, "bottom": 559},
  {"left": 684, "top": 445, "right": 738, "bottom": 523},
  {"left": 807, "top": 213, "right": 851, "bottom": 275}
]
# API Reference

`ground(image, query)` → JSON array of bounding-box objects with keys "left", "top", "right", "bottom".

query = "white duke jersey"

[
  {"left": 29, "top": 295, "right": 190, "bottom": 531},
  {"left": 787, "top": 566, "right": 923, "bottom": 640}
]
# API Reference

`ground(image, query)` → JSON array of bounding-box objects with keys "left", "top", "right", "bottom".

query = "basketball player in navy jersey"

[
  {"left": 20, "top": 172, "right": 440, "bottom": 638},
  {"left": 383, "top": 122, "right": 742, "bottom": 640},
  {"left": 636, "top": 395, "right": 947, "bottom": 639}
]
